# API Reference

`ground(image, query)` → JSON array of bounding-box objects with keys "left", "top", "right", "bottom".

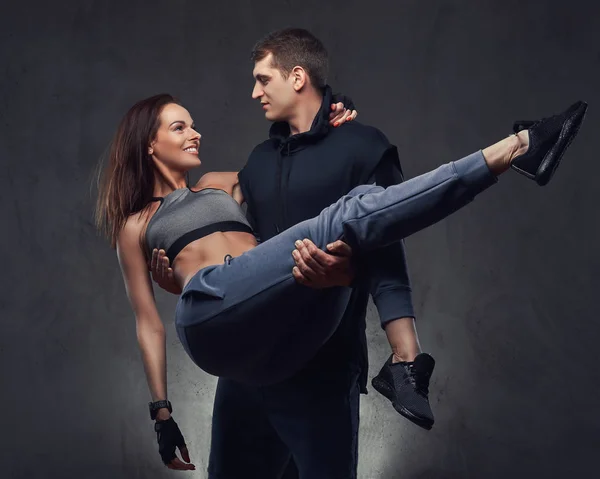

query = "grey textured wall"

[{"left": 2, "top": 0, "right": 599, "bottom": 478}]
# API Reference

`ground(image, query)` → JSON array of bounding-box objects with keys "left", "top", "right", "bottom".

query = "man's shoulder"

[
  {"left": 326, "top": 121, "right": 394, "bottom": 172},
  {"left": 330, "top": 121, "right": 391, "bottom": 147},
  {"left": 249, "top": 138, "right": 278, "bottom": 156},
  {"left": 241, "top": 139, "right": 278, "bottom": 176}
]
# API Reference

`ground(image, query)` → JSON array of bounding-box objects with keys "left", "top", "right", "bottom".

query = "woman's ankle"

[
  {"left": 392, "top": 350, "right": 419, "bottom": 364},
  {"left": 385, "top": 317, "right": 421, "bottom": 363}
]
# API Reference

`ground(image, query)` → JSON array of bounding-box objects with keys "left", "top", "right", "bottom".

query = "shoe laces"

[
  {"left": 406, "top": 363, "right": 430, "bottom": 397},
  {"left": 514, "top": 111, "right": 557, "bottom": 134}
]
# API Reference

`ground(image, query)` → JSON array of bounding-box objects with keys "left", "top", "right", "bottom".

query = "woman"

[{"left": 95, "top": 93, "right": 586, "bottom": 469}]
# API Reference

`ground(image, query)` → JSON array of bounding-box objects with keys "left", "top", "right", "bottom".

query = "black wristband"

[{"left": 149, "top": 400, "right": 172, "bottom": 420}]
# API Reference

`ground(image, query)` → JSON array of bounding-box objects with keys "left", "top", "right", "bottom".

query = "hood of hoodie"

[{"left": 268, "top": 85, "right": 334, "bottom": 154}]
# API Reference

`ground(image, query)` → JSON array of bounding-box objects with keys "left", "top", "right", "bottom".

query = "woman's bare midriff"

[{"left": 172, "top": 230, "right": 258, "bottom": 290}]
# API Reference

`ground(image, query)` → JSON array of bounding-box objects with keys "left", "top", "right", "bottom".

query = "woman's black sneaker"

[
  {"left": 371, "top": 353, "right": 435, "bottom": 430},
  {"left": 511, "top": 100, "right": 588, "bottom": 186}
]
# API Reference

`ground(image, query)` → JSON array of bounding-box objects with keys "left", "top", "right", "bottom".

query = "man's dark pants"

[{"left": 208, "top": 363, "right": 361, "bottom": 479}]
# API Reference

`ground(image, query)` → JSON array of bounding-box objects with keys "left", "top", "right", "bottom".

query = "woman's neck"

[{"left": 152, "top": 165, "right": 188, "bottom": 198}]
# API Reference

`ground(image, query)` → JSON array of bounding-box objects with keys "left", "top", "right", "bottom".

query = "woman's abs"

[{"left": 173, "top": 231, "right": 258, "bottom": 289}]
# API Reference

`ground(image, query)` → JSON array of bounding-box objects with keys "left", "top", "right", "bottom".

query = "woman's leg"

[
  {"left": 176, "top": 101, "right": 586, "bottom": 384},
  {"left": 371, "top": 99, "right": 588, "bottom": 365},
  {"left": 175, "top": 149, "right": 504, "bottom": 384},
  {"left": 315, "top": 95, "right": 586, "bottom": 254}
]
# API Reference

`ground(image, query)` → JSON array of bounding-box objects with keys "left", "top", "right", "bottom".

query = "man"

[{"left": 152, "top": 28, "right": 435, "bottom": 478}]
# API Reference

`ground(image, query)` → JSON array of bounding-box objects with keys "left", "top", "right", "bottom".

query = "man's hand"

[
  {"left": 150, "top": 249, "right": 182, "bottom": 295},
  {"left": 292, "top": 239, "right": 355, "bottom": 288},
  {"left": 329, "top": 102, "right": 358, "bottom": 127}
]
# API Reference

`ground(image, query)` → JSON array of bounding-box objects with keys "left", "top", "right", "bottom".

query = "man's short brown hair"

[{"left": 251, "top": 28, "right": 329, "bottom": 89}]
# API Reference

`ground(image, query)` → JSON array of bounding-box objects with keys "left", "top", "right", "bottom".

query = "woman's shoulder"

[
  {"left": 194, "top": 171, "right": 239, "bottom": 192},
  {"left": 119, "top": 210, "right": 149, "bottom": 245}
]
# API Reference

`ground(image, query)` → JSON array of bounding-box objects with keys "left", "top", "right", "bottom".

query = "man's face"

[{"left": 252, "top": 53, "right": 297, "bottom": 122}]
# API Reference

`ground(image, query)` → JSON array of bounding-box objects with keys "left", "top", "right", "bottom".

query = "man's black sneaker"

[
  {"left": 511, "top": 100, "right": 588, "bottom": 186},
  {"left": 371, "top": 353, "right": 435, "bottom": 430}
]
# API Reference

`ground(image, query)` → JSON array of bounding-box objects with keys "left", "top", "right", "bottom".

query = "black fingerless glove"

[
  {"left": 154, "top": 417, "right": 186, "bottom": 465},
  {"left": 331, "top": 92, "right": 356, "bottom": 111}
]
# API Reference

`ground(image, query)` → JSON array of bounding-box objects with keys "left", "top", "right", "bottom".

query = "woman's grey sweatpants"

[{"left": 175, "top": 150, "right": 498, "bottom": 385}]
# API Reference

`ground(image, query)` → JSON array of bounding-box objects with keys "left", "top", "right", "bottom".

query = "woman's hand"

[
  {"left": 329, "top": 102, "right": 358, "bottom": 127},
  {"left": 154, "top": 416, "right": 195, "bottom": 471},
  {"left": 150, "top": 249, "right": 182, "bottom": 295}
]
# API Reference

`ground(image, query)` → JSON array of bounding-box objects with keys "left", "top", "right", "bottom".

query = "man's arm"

[
  {"left": 367, "top": 145, "right": 404, "bottom": 184},
  {"left": 292, "top": 143, "right": 416, "bottom": 321},
  {"left": 363, "top": 145, "right": 416, "bottom": 328},
  {"left": 290, "top": 140, "right": 412, "bottom": 306}
]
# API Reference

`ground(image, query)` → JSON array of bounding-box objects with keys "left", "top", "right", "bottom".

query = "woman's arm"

[
  {"left": 116, "top": 217, "right": 195, "bottom": 470},
  {"left": 116, "top": 217, "right": 171, "bottom": 421},
  {"left": 195, "top": 171, "right": 245, "bottom": 205}
]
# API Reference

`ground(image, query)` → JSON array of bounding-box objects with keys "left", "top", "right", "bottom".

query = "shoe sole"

[
  {"left": 537, "top": 101, "right": 588, "bottom": 186},
  {"left": 371, "top": 376, "right": 434, "bottom": 431},
  {"left": 512, "top": 101, "right": 588, "bottom": 186}
]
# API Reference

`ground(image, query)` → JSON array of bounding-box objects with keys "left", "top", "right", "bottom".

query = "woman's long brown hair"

[{"left": 95, "top": 94, "right": 180, "bottom": 248}]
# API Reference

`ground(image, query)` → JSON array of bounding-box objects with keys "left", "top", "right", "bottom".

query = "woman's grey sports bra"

[{"left": 145, "top": 188, "right": 253, "bottom": 261}]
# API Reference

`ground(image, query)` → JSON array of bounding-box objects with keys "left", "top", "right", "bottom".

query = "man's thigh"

[
  {"left": 208, "top": 377, "right": 291, "bottom": 479},
  {"left": 265, "top": 367, "right": 361, "bottom": 479}
]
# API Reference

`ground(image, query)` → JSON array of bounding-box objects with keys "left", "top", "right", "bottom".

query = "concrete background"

[{"left": 1, "top": 0, "right": 599, "bottom": 477}]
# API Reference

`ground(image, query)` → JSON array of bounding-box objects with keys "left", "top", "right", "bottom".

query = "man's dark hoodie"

[{"left": 238, "top": 86, "right": 415, "bottom": 392}]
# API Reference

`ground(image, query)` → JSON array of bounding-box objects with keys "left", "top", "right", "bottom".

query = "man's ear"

[{"left": 291, "top": 66, "right": 308, "bottom": 91}]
